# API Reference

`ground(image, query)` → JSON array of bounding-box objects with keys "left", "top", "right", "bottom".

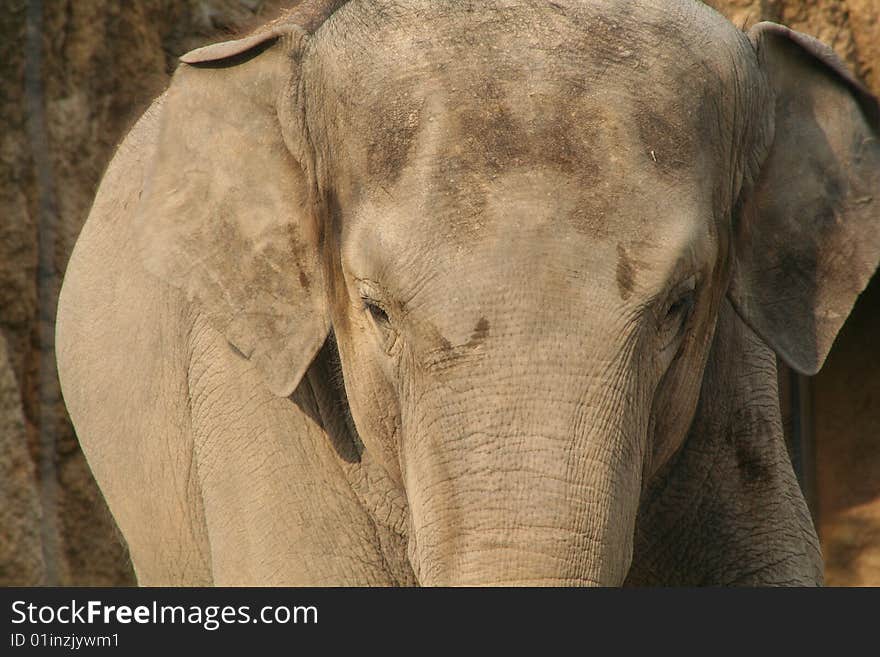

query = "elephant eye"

[
  {"left": 363, "top": 297, "right": 390, "bottom": 327},
  {"left": 665, "top": 291, "right": 695, "bottom": 321},
  {"left": 361, "top": 295, "right": 400, "bottom": 355},
  {"left": 659, "top": 276, "right": 697, "bottom": 351}
]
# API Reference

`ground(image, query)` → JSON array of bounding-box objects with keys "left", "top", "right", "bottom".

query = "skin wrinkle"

[
  {"left": 159, "top": 315, "right": 213, "bottom": 581},
  {"left": 615, "top": 244, "right": 637, "bottom": 300},
  {"left": 631, "top": 431, "right": 733, "bottom": 583},
  {"left": 626, "top": 303, "right": 823, "bottom": 585}
]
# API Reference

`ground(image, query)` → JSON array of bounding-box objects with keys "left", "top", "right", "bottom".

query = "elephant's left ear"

[{"left": 729, "top": 22, "right": 880, "bottom": 375}]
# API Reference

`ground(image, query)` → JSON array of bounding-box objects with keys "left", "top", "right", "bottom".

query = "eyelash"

[
  {"left": 666, "top": 292, "right": 694, "bottom": 321},
  {"left": 363, "top": 297, "right": 390, "bottom": 325},
  {"left": 659, "top": 287, "right": 696, "bottom": 353}
]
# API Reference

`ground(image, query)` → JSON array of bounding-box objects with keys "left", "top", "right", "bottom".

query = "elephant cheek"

[{"left": 334, "top": 333, "right": 405, "bottom": 484}]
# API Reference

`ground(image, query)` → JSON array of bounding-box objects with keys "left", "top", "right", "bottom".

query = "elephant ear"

[
  {"left": 136, "top": 26, "right": 329, "bottom": 397},
  {"left": 729, "top": 22, "right": 880, "bottom": 375}
]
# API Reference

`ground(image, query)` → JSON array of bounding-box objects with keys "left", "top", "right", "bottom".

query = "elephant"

[{"left": 55, "top": 0, "right": 880, "bottom": 586}]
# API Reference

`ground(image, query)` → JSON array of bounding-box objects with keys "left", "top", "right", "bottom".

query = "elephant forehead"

[
  {"left": 312, "top": 0, "right": 746, "bottom": 193},
  {"left": 318, "top": 0, "right": 741, "bottom": 290}
]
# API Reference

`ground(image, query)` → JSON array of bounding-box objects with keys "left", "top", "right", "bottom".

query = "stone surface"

[{"left": 0, "top": 333, "right": 46, "bottom": 584}]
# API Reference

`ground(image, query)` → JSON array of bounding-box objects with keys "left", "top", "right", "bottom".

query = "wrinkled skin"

[{"left": 56, "top": 0, "right": 880, "bottom": 585}]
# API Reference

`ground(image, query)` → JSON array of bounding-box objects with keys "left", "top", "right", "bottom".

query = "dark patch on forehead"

[
  {"left": 616, "top": 243, "right": 636, "bottom": 300},
  {"left": 429, "top": 316, "right": 489, "bottom": 356},
  {"left": 455, "top": 75, "right": 608, "bottom": 175},
  {"left": 422, "top": 75, "right": 609, "bottom": 239},
  {"left": 454, "top": 79, "right": 528, "bottom": 172},
  {"left": 420, "top": 316, "right": 490, "bottom": 373},
  {"left": 367, "top": 96, "right": 424, "bottom": 184},
  {"left": 635, "top": 105, "right": 697, "bottom": 175},
  {"left": 633, "top": 49, "right": 727, "bottom": 178},
  {"left": 299, "top": 271, "right": 311, "bottom": 291},
  {"left": 464, "top": 317, "right": 490, "bottom": 349},
  {"left": 415, "top": 81, "right": 528, "bottom": 232}
]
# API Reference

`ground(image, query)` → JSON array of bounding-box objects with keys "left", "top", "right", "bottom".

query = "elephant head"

[{"left": 121, "top": 0, "right": 879, "bottom": 585}]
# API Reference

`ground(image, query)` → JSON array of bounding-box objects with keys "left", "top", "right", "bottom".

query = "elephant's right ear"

[{"left": 136, "top": 29, "right": 329, "bottom": 397}]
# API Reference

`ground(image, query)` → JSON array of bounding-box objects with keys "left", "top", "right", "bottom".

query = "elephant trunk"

[{"left": 404, "top": 373, "right": 646, "bottom": 587}]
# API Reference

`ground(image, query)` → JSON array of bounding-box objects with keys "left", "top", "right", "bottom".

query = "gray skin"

[{"left": 56, "top": 0, "right": 880, "bottom": 586}]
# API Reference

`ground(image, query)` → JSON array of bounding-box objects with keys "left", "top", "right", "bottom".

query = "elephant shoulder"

[{"left": 57, "top": 94, "right": 191, "bottom": 452}]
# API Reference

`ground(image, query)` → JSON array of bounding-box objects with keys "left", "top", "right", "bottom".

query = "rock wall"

[
  {"left": 0, "top": 0, "right": 877, "bottom": 585},
  {"left": 811, "top": 274, "right": 880, "bottom": 585}
]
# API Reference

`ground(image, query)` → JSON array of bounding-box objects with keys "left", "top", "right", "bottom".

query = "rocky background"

[{"left": 1, "top": 0, "right": 877, "bottom": 586}]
